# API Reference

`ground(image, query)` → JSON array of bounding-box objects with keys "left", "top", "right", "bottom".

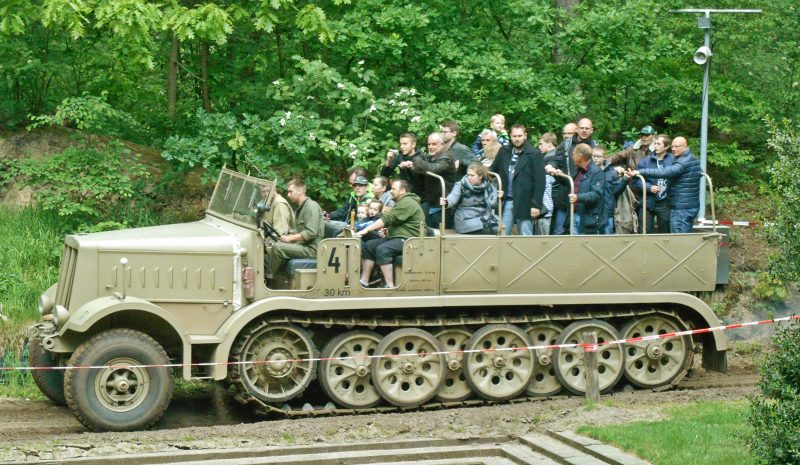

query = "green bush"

[
  {"left": 16, "top": 140, "right": 150, "bottom": 228},
  {"left": 746, "top": 322, "right": 800, "bottom": 464}
]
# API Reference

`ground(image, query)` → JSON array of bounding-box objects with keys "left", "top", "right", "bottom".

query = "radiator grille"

[{"left": 54, "top": 244, "right": 78, "bottom": 308}]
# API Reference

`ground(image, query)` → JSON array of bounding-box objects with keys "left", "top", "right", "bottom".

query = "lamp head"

[{"left": 694, "top": 46, "right": 712, "bottom": 65}]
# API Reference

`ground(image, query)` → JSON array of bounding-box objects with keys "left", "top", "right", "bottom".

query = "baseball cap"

[
  {"left": 352, "top": 176, "right": 369, "bottom": 186},
  {"left": 639, "top": 125, "right": 656, "bottom": 135}
]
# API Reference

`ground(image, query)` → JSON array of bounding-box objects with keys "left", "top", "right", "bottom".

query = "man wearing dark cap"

[
  {"left": 327, "top": 175, "right": 374, "bottom": 222},
  {"left": 610, "top": 125, "right": 656, "bottom": 170}
]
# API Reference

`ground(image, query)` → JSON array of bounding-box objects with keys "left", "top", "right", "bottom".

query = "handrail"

[
  {"left": 425, "top": 171, "right": 447, "bottom": 237},
  {"left": 701, "top": 173, "right": 717, "bottom": 233},
  {"left": 488, "top": 171, "right": 503, "bottom": 236},
  {"left": 554, "top": 173, "right": 574, "bottom": 236},
  {"left": 632, "top": 174, "right": 647, "bottom": 235}
]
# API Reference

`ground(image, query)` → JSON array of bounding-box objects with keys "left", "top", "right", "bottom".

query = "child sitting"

[{"left": 354, "top": 202, "right": 383, "bottom": 241}]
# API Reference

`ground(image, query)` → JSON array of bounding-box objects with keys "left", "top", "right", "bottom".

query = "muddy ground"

[{"left": 0, "top": 357, "right": 759, "bottom": 463}]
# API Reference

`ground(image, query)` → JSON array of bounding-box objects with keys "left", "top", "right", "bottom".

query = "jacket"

[
  {"left": 634, "top": 152, "right": 675, "bottom": 211},
  {"left": 445, "top": 141, "right": 476, "bottom": 182},
  {"left": 574, "top": 162, "right": 604, "bottom": 234},
  {"left": 471, "top": 130, "right": 509, "bottom": 155},
  {"left": 490, "top": 140, "right": 546, "bottom": 221},
  {"left": 445, "top": 176, "right": 499, "bottom": 233},
  {"left": 601, "top": 162, "right": 627, "bottom": 222},
  {"left": 638, "top": 149, "right": 701, "bottom": 211},
  {"left": 381, "top": 149, "right": 425, "bottom": 195},
  {"left": 382, "top": 193, "right": 426, "bottom": 239},
  {"left": 265, "top": 193, "right": 295, "bottom": 236},
  {"left": 412, "top": 151, "right": 455, "bottom": 206},
  {"left": 550, "top": 136, "right": 597, "bottom": 210}
]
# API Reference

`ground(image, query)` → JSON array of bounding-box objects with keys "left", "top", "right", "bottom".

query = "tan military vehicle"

[{"left": 29, "top": 168, "right": 728, "bottom": 431}]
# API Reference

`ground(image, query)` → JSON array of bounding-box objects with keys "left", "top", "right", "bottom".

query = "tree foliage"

[
  {"left": 0, "top": 0, "right": 798, "bottom": 206},
  {"left": 747, "top": 322, "right": 800, "bottom": 464},
  {"left": 762, "top": 118, "right": 800, "bottom": 282}
]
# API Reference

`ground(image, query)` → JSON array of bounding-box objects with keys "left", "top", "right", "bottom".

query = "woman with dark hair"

[{"left": 440, "top": 162, "right": 499, "bottom": 234}]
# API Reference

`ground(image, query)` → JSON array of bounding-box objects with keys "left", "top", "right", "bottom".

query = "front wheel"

[
  {"left": 29, "top": 336, "right": 66, "bottom": 405},
  {"left": 64, "top": 329, "right": 174, "bottom": 432}
]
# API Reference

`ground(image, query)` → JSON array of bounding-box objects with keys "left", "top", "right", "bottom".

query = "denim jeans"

[
  {"left": 502, "top": 200, "right": 534, "bottom": 235},
  {"left": 603, "top": 217, "right": 615, "bottom": 235},
  {"left": 552, "top": 209, "right": 569, "bottom": 235},
  {"left": 670, "top": 208, "right": 699, "bottom": 233},
  {"left": 646, "top": 201, "right": 671, "bottom": 234}
]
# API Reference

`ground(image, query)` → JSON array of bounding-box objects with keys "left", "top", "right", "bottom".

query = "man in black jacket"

[
  {"left": 490, "top": 124, "right": 545, "bottom": 235},
  {"left": 381, "top": 133, "right": 425, "bottom": 195},
  {"left": 568, "top": 143, "right": 605, "bottom": 235},
  {"left": 412, "top": 132, "right": 455, "bottom": 228},
  {"left": 547, "top": 118, "right": 598, "bottom": 234}
]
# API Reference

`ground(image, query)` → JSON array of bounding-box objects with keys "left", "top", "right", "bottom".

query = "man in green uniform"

[
  {"left": 354, "top": 179, "right": 426, "bottom": 288},
  {"left": 267, "top": 178, "right": 324, "bottom": 283}
]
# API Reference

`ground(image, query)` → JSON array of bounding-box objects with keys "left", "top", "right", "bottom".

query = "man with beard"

[
  {"left": 490, "top": 124, "right": 545, "bottom": 235},
  {"left": 412, "top": 132, "right": 456, "bottom": 228}
]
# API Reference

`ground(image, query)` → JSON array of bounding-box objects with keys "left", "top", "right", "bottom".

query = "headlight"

[
  {"left": 38, "top": 295, "right": 55, "bottom": 316},
  {"left": 53, "top": 305, "right": 70, "bottom": 327}
]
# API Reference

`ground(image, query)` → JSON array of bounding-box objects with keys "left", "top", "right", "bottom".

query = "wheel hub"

[
  {"left": 538, "top": 354, "right": 551, "bottom": 366},
  {"left": 114, "top": 378, "right": 130, "bottom": 393},
  {"left": 448, "top": 359, "right": 461, "bottom": 371},
  {"left": 355, "top": 365, "right": 369, "bottom": 377},
  {"left": 646, "top": 344, "right": 664, "bottom": 360},
  {"left": 401, "top": 361, "right": 416, "bottom": 375},
  {"left": 266, "top": 349, "right": 292, "bottom": 377},
  {"left": 492, "top": 356, "right": 506, "bottom": 368}
]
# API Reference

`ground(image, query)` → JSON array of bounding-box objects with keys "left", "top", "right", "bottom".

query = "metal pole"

[
  {"left": 698, "top": 10, "right": 711, "bottom": 221},
  {"left": 582, "top": 331, "right": 600, "bottom": 404}
]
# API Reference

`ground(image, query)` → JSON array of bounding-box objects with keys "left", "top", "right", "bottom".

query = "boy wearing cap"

[{"left": 327, "top": 175, "right": 374, "bottom": 222}]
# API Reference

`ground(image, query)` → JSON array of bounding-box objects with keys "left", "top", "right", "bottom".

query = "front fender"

[{"left": 47, "top": 297, "right": 190, "bottom": 369}]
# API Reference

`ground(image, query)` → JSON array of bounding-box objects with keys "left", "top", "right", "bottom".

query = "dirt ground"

[{"left": 0, "top": 358, "right": 760, "bottom": 463}]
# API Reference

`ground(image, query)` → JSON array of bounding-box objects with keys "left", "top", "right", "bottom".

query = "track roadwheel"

[
  {"left": 525, "top": 323, "right": 564, "bottom": 397},
  {"left": 232, "top": 323, "right": 317, "bottom": 404},
  {"left": 372, "top": 328, "right": 446, "bottom": 407},
  {"left": 318, "top": 330, "right": 382, "bottom": 409},
  {"left": 64, "top": 329, "right": 173, "bottom": 432},
  {"left": 554, "top": 320, "right": 624, "bottom": 395},
  {"left": 464, "top": 324, "right": 534, "bottom": 401},
  {"left": 29, "top": 337, "right": 66, "bottom": 405},
  {"left": 621, "top": 314, "right": 692, "bottom": 388},
  {"left": 434, "top": 328, "right": 472, "bottom": 402}
]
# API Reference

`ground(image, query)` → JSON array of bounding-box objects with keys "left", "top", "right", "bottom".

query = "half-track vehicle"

[{"left": 29, "top": 168, "right": 729, "bottom": 431}]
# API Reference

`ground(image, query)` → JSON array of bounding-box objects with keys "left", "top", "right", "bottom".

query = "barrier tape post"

[{"left": 583, "top": 331, "right": 600, "bottom": 404}]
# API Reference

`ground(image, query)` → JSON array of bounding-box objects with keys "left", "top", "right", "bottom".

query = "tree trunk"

[
  {"left": 200, "top": 40, "right": 211, "bottom": 112},
  {"left": 167, "top": 36, "right": 180, "bottom": 120},
  {"left": 552, "top": 0, "right": 580, "bottom": 64}
]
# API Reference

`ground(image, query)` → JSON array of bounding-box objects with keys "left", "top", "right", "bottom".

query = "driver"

[
  {"left": 260, "top": 184, "right": 294, "bottom": 236},
  {"left": 266, "top": 179, "right": 324, "bottom": 284}
]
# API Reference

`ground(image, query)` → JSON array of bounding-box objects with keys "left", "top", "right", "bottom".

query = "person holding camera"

[{"left": 381, "top": 132, "right": 424, "bottom": 195}]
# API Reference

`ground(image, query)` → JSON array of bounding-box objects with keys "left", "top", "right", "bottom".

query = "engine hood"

[{"left": 66, "top": 219, "right": 240, "bottom": 254}]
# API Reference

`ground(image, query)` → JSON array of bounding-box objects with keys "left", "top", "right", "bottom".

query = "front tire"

[
  {"left": 64, "top": 329, "right": 173, "bottom": 432},
  {"left": 29, "top": 337, "right": 66, "bottom": 405}
]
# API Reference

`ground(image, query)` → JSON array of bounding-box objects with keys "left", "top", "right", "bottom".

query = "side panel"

[{"left": 435, "top": 233, "right": 718, "bottom": 293}]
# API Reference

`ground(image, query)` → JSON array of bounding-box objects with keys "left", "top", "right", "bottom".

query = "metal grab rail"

[
  {"left": 487, "top": 171, "right": 503, "bottom": 236},
  {"left": 632, "top": 174, "right": 648, "bottom": 235},
  {"left": 553, "top": 173, "right": 575, "bottom": 236},
  {"left": 425, "top": 171, "right": 447, "bottom": 237},
  {"left": 701, "top": 173, "right": 717, "bottom": 234}
]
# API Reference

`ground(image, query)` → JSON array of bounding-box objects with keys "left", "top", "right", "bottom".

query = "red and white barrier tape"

[
  {"left": 2, "top": 315, "right": 799, "bottom": 372},
  {"left": 697, "top": 219, "right": 758, "bottom": 227}
]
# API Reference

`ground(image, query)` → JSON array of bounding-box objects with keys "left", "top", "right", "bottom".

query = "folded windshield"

[{"left": 207, "top": 168, "right": 276, "bottom": 228}]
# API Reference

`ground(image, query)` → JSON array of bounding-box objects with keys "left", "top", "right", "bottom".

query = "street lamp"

[{"left": 672, "top": 9, "right": 761, "bottom": 222}]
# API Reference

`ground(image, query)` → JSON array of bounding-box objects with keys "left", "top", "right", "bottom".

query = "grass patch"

[{"left": 578, "top": 401, "right": 751, "bottom": 465}]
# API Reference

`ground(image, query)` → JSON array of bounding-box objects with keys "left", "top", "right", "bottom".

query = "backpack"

[{"left": 614, "top": 185, "right": 639, "bottom": 234}]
